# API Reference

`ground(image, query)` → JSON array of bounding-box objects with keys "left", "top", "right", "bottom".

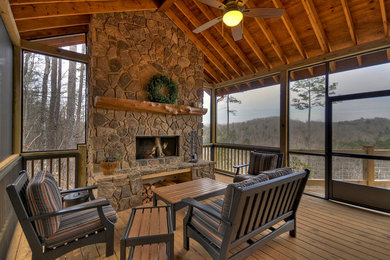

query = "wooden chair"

[
  {"left": 182, "top": 169, "right": 310, "bottom": 260},
  {"left": 6, "top": 170, "right": 117, "bottom": 260},
  {"left": 233, "top": 151, "right": 284, "bottom": 182}
]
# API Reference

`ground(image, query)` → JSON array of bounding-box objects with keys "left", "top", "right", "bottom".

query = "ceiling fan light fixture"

[{"left": 223, "top": 10, "right": 243, "bottom": 27}]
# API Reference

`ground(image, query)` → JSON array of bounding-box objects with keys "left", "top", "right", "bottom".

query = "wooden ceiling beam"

[
  {"left": 165, "top": 8, "right": 231, "bottom": 81},
  {"left": 204, "top": 72, "right": 216, "bottom": 84},
  {"left": 271, "top": 0, "right": 307, "bottom": 59},
  {"left": 11, "top": 0, "right": 158, "bottom": 20},
  {"left": 174, "top": 1, "right": 242, "bottom": 78},
  {"left": 0, "top": 0, "right": 21, "bottom": 45},
  {"left": 16, "top": 15, "right": 90, "bottom": 32},
  {"left": 246, "top": 2, "right": 288, "bottom": 64},
  {"left": 357, "top": 55, "right": 363, "bottom": 67},
  {"left": 10, "top": 0, "right": 112, "bottom": 5},
  {"left": 340, "top": 0, "right": 357, "bottom": 45},
  {"left": 33, "top": 34, "right": 85, "bottom": 47},
  {"left": 387, "top": 49, "right": 390, "bottom": 61},
  {"left": 20, "top": 24, "right": 88, "bottom": 40},
  {"left": 158, "top": 0, "right": 176, "bottom": 12},
  {"left": 301, "top": 0, "right": 330, "bottom": 53},
  {"left": 340, "top": 0, "right": 362, "bottom": 70},
  {"left": 243, "top": 32, "right": 271, "bottom": 70},
  {"left": 379, "top": 0, "right": 389, "bottom": 36},
  {"left": 193, "top": 0, "right": 257, "bottom": 74},
  {"left": 204, "top": 62, "right": 222, "bottom": 82}
]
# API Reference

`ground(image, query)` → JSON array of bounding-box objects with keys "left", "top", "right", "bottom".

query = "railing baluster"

[
  {"left": 58, "top": 158, "right": 62, "bottom": 188},
  {"left": 40, "top": 159, "right": 43, "bottom": 170},
  {"left": 32, "top": 160, "right": 35, "bottom": 178},
  {"left": 50, "top": 158, "right": 53, "bottom": 173},
  {"left": 67, "top": 157, "right": 70, "bottom": 190}
]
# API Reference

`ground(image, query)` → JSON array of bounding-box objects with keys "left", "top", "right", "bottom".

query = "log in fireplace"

[{"left": 136, "top": 136, "right": 179, "bottom": 160}]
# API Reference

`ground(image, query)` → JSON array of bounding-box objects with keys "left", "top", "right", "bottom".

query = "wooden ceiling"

[{"left": 6, "top": 0, "right": 390, "bottom": 85}]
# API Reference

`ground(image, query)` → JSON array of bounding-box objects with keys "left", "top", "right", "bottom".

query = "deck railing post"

[
  {"left": 362, "top": 145, "right": 375, "bottom": 186},
  {"left": 78, "top": 144, "right": 87, "bottom": 187}
]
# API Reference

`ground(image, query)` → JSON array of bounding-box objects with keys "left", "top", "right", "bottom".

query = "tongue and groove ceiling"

[{"left": 8, "top": 0, "right": 390, "bottom": 84}]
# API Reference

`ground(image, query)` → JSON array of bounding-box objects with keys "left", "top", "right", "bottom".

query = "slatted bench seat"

[{"left": 120, "top": 206, "right": 174, "bottom": 260}]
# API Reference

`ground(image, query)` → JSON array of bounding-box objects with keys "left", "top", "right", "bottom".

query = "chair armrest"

[
  {"left": 60, "top": 185, "right": 98, "bottom": 195},
  {"left": 233, "top": 164, "right": 249, "bottom": 175},
  {"left": 233, "top": 164, "right": 249, "bottom": 169},
  {"left": 28, "top": 199, "right": 110, "bottom": 222},
  {"left": 182, "top": 198, "right": 230, "bottom": 225}
]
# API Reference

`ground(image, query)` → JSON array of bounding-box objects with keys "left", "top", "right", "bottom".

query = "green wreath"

[{"left": 146, "top": 74, "right": 178, "bottom": 104}]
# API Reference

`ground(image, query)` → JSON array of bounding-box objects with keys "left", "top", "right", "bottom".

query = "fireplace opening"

[{"left": 136, "top": 136, "right": 179, "bottom": 160}]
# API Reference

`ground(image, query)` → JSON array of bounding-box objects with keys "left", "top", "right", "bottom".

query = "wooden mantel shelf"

[{"left": 94, "top": 96, "right": 208, "bottom": 115}]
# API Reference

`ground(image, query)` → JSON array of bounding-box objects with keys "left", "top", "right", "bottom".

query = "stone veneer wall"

[{"left": 87, "top": 11, "right": 205, "bottom": 179}]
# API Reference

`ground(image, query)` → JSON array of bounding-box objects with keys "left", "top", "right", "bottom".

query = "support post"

[
  {"left": 77, "top": 144, "right": 87, "bottom": 187},
  {"left": 211, "top": 87, "right": 217, "bottom": 162},
  {"left": 362, "top": 145, "right": 375, "bottom": 186},
  {"left": 280, "top": 70, "right": 289, "bottom": 166}
]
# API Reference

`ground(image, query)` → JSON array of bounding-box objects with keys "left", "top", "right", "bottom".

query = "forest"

[{"left": 22, "top": 47, "right": 86, "bottom": 152}]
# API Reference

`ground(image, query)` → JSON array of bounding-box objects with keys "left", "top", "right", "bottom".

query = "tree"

[
  {"left": 291, "top": 76, "right": 337, "bottom": 147},
  {"left": 225, "top": 95, "right": 241, "bottom": 142}
]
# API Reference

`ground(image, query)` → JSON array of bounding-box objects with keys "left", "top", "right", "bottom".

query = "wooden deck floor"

[{"left": 6, "top": 174, "right": 390, "bottom": 260}]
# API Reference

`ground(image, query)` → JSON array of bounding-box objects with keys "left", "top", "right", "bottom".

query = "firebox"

[{"left": 136, "top": 136, "right": 179, "bottom": 160}]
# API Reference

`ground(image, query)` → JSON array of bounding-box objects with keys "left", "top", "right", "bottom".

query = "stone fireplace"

[
  {"left": 136, "top": 136, "right": 179, "bottom": 160},
  {"left": 87, "top": 10, "right": 215, "bottom": 211}
]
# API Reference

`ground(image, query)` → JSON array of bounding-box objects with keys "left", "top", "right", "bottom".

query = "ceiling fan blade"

[
  {"left": 196, "top": 0, "right": 225, "bottom": 9},
  {"left": 231, "top": 24, "right": 243, "bottom": 41},
  {"left": 193, "top": 16, "right": 222, "bottom": 34},
  {"left": 244, "top": 8, "right": 284, "bottom": 18}
]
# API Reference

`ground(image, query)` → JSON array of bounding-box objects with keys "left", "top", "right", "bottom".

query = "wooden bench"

[{"left": 120, "top": 206, "right": 174, "bottom": 260}]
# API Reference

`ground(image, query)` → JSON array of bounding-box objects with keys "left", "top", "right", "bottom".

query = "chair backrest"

[
  {"left": 224, "top": 169, "right": 309, "bottom": 248},
  {"left": 6, "top": 171, "right": 43, "bottom": 251},
  {"left": 248, "top": 151, "right": 284, "bottom": 175}
]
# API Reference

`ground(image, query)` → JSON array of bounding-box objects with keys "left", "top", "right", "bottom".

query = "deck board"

[{"left": 6, "top": 174, "right": 390, "bottom": 260}]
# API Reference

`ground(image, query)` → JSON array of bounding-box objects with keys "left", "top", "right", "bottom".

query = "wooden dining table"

[{"left": 152, "top": 178, "right": 228, "bottom": 229}]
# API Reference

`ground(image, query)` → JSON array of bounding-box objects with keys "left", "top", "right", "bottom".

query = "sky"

[{"left": 204, "top": 62, "right": 390, "bottom": 125}]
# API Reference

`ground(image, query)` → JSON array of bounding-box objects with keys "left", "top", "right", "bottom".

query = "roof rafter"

[
  {"left": 193, "top": 0, "right": 257, "bottom": 73},
  {"left": 340, "top": 0, "right": 357, "bottom": 45},
  {"left": 379, "top": 0, "right": 388, "bottom": 36},
  {"left": 158, "top": 0, "right": 177, "bottom": 12},
  {"left": 301, "top": 0, "right": 331, "bottom": 53},
  {"left": 204, "top": 61, "right": 222, "bottom": 82},
  {"left": 174, "top": 1, "right": 242, "bottom": 77},
  {"left": 10, "top": 0, "right": 112, "bottom": 5},
  {"left": 271, "top": 0, "right": 307, "bottom": 59},
  {"left": 164, "top": 8, "right": 232, "bottom": 80},
  {"left": 246, "top": 2, "right": 288, "bottom": 64},
  {"left": 16, "top": 15, "right": 90, "bottom": 33},
  {"left": 20, "top": 24, "right": 88, "bottom": 40},
  {"left": 11, "top": 0, "right": 158, "bottom": 20},
  {"left": 34, "top": 34, "right": 85, "bottom": 47},
  {"left": 243, "top": 32, "right": 271, "bottom": 70}
]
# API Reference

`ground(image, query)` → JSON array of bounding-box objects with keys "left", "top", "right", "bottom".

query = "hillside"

[{"left": 203, "top": 117, "right": 390, "bottom": 150}]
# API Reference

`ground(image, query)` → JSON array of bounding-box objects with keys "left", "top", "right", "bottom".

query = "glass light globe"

[{"left": 223, "top": 10, "right": 243, "bottom": 27}]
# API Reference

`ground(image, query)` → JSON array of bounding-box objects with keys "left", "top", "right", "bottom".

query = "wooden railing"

[
  {"left": 203, "top": 144, "right": 390, "bottom": 187},
  {"left": 21, "top": 144, "right": 87, "bottom": 189},
  {"left": 202, "top": 143, "right": 280, "bottom": 175}
]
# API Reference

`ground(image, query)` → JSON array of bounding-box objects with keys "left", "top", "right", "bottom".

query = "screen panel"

[{"left": 0, "top": 17, "right": 14, "bottom": 161}]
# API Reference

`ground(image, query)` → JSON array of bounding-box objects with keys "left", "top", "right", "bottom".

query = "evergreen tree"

[{"left": 290, "top": 76, "right": 337, "bottom": 147}]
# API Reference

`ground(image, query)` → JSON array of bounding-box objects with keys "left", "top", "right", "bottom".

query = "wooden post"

[
  {"left": 77, "top": 144, "right": 87, "bottom": 187},
  {"left": 362, "top": 145, "right": 375, "bottom": 186},
  {"left": 211, "top": 87, "right": 217, "bottom": 162},
  {"left": 280, "top": 70, "right": 289, "bottom": 167},
  {"left": 13, "top": 46, "right": 22, "bottom": 154}
]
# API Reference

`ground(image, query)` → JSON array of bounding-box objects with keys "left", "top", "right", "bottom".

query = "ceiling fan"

[{"left": 193, "top": 0, "right": 284, "bottom": 41}]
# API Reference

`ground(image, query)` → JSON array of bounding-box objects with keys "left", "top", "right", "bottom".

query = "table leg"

[
  {"left": 171, "top": 205, "right": 176, "bottom": 230},
  {"left": 120, "top": 239, "right": 125, "bottom": 260},
  {"left": 168, "top": 234, "right": 174, "bottom": 260},
  {"left": 153, "top": 193, "right": 157, "bottom": 206}
]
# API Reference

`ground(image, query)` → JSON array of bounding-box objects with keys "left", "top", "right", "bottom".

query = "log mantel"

[{"left": 94, "top": 96, "right": 208, "bottom": 115}]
